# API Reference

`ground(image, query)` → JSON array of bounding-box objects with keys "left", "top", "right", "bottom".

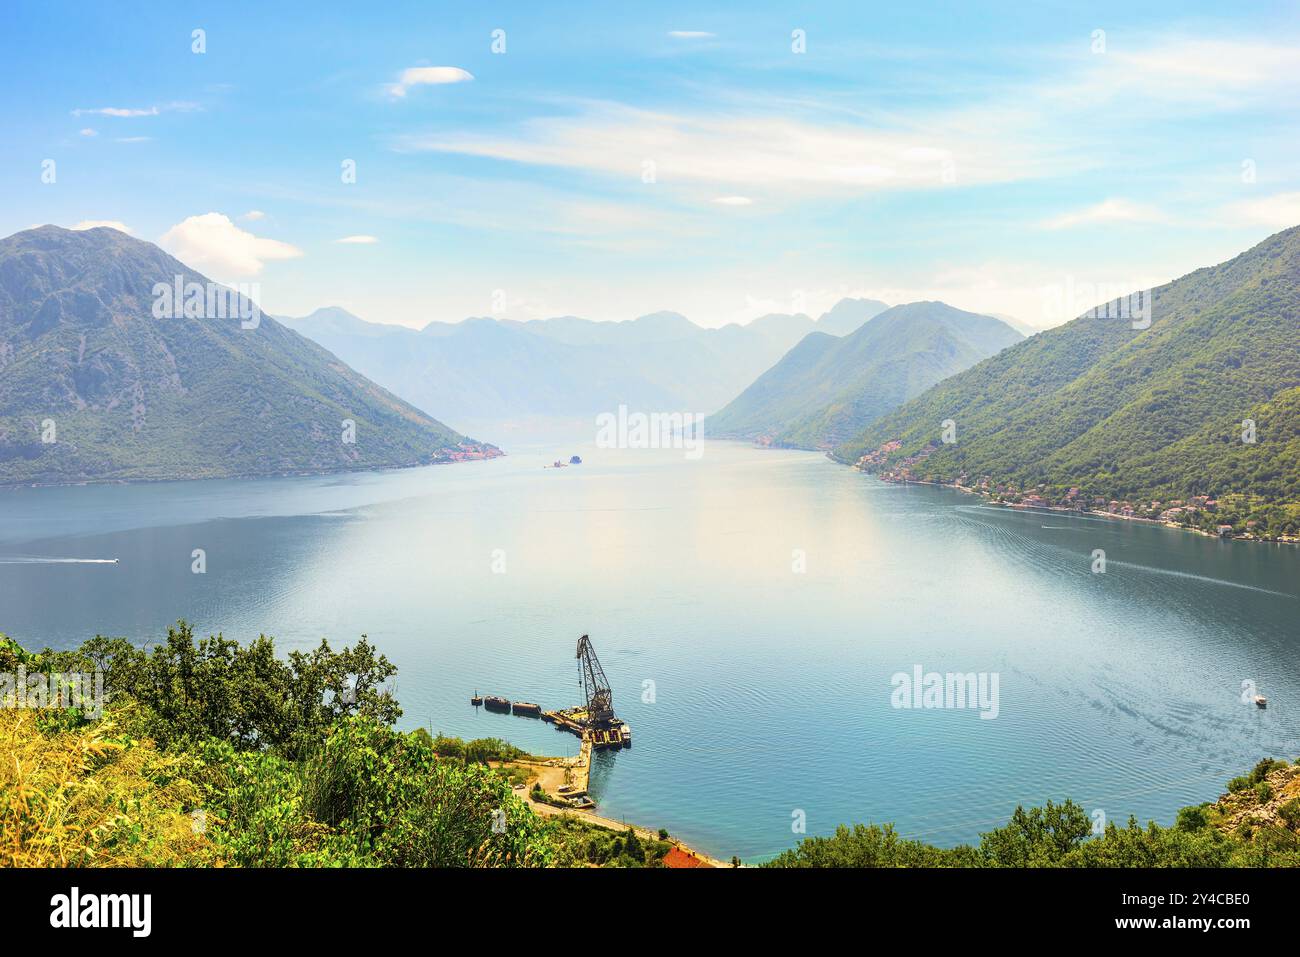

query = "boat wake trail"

[
  {"left": 1106, "top": 560, "right": 1294, "bottom": 598},
  {"left": 0, "top": 557, "right": 119, "bottom": 564}
]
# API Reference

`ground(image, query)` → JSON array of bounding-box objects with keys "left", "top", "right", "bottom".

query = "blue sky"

[{"left": 2, "top": 0, "right": 1298, "bottom": 328}]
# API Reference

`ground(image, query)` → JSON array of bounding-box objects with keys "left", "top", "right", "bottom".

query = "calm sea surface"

[{"left": 2, "top": 438, "right": 1297, "bottom": 861}]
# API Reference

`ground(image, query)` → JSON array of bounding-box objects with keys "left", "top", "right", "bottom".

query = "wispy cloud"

[
  {"left": 1222, "top": 191, "right": 1300, "bottom": 229},
  {"left": 334, "top": 235, "right": 379, "bottom": 244},
  {"left": 397, "top": 34, "right": 1298, "bottom": 214},
  {"left": 1056, "top": 37, "right": 1300, "bottom": 113},
  {"left": 73, "top": 106, "right": 158, "bottom": 117},
  {"left": 1041, "top": 198, "right": 1166, "bottom": 230},
  {"left": 70, "top": 220, "right": 131, "bottom": 234},
  {"left": 387, "top": 66, "right": 473, "bottom": 98},
  {"left": 71, "top": 101, "right": 199, "bottom": 118},
  {"left": 160, "top": 213, "right": 303, "bottom": 277},
  {"left": 668, "top": 31, "right": 715, "bottom": 39},
  {"left": 712, "top": 196, "right": 753, "bottom": 206},
  {"left": 397, "top": 101, "right": 1040, "bottom": 198}
]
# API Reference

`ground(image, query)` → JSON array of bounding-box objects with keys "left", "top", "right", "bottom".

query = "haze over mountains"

[
  {"left": 0, "top": 227, "right": 494, "bottom": 486},
  {"left": 707, "top": 302, "right": 1022, "bottom": 449},
  {"left": 841, "top": 225, "right": 1300, "bottom": 532},
  {"left": 279, "top": 299, "right": 889, "bottom": 432}
]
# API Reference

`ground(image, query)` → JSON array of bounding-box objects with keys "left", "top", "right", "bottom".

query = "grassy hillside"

[
  {"left": 837, "top": 226, "right": 1300, "bottom": 539},
  {"left": 708, "top": 302, "right": 1022, "bottom": 449},
  {"left": 0, "top": 227, "right": 495, "bottom": 485}
]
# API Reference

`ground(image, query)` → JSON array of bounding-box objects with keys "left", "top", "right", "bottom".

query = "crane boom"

[{"left": 576, "top": 634, "right": 614, "bottom": 725}]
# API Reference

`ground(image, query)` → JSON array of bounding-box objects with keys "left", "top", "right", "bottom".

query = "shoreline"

[
  {"left": 0, "top": 447, "right": 505, "bottom": 492},
  {"left": 499, "top": 757, "right": 731, "bottom": 867},
  {"left": 839, "top": 461, "right": 1300, "bottom": 548}
]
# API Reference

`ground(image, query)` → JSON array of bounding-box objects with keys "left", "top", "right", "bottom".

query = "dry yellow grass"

[{"left": 0, "top": 709, "right": 214, "bottom": 867}]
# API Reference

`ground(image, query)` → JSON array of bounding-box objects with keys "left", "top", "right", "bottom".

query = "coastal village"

[
  {"left": 437, "top": 441, "right": 504, "bottom": 463},
  {"left": 854, "top": 440, "right": 1300, "bottom": 543}
]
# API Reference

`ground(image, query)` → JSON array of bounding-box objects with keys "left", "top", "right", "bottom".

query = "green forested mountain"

[
  {"left": 0, "top": 226, "right": 495, "bottom": 485},
  {"left": 837, "top": 226, "right": 1300, "bottom": 538},
  {"left": 707, "top": 302, "right": 1022, "bottom": 449}
]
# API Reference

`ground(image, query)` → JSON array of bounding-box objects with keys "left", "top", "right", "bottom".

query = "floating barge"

[{"left": 469, "top": 635, "right": 631, "bottom": 748}]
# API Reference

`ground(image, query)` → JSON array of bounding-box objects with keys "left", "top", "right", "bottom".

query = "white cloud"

[
  {"left": 70, "top": 102, "right": 198, "bottom": 118},
  {"left": 1063, "top": 38, "right": 1300, "bottom": 112},
  {"left": 1222, "top": 191, "right": 1300, "bottom": 229},
  {"left": 1041, "top": 198, "right": 1166, "bottom": 230},
  {"left": 73, "top": 106, "right": 158, "bottom": 117},
  {"left": 387, "top": 66, "right": 474, "bottom": 98},
  {"left": 160, "top": 213, "right": 303, "bottom": 277},
  {"left": 334, "top": 235, "right": 379, "bottom": 244},
  {"left": 668, "top": 31, "right": 715, "bottom": 39},
  {"left": 79, "top": 128, "right": 97, "bottom": 137},
  {"left": 115, "top": 136, "right": 152, "bottom": 143},
  {"left": 399, "top": 102, "right": 1042, "bottom": 197},
  {"left": 240, "top": 210, "right": 266, "bottom": 221},
  {"left": 395, "top": 34, "right": 1300, "bottom": 214},
  {"left": 70, "top": 220, "right": 132, "bottom": 234},
  {"left": 712, "top": 196, "right": 753, "bottom": 206}
]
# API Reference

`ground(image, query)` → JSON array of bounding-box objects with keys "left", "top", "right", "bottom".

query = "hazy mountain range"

[
  {"left": 0, "top": 227, "right": 494, "bottom": 486},
  {"left": 840, "top": 225, "right": 1300, "bottom": 531},
  {"left": 706, "top": 302, "right": 1022, "bottom": 449},
  {"left": 278, "top": 298, "right": 890, "bottom": 432}
]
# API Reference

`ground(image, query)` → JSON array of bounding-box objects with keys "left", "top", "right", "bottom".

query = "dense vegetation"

[
  {"left": 837, "top": 226, "right": 1300, "bottom": 539},
  {"left": 5, "top": 624, "right": 1299, "bottom": 868},
  {"left": 767, "top": 758, "right": 1300, "bottom": 867},
  {"left": 0, "top": 625, "right": 675, "bottom": 867},
  {"left": 0, "top": 226, "right": 494, "bottom": 486},
  {"left": 708, "top": 302, "right": 1021, "bottom": 449}
]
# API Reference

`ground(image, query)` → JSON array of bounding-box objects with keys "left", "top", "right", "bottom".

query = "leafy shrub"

[
  {"left": 1175, "top": 805, "right": 1210, "bottom": 831},
  {"left": 40, "top": 622, "right": 400, "bottom": 757},
  {"left": 1278, "top": 799, "right": 1300, "bottom": 830}
]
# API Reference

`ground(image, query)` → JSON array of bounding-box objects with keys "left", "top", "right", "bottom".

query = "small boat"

[
  {"left": 512, "top": 701, "right": 542, "bottom": 718},
  {"left": 620, "top": 723, "right": 632, "bottom": 747},
  {"left": 484, "top": 695, "right": 511, "bottom": 713},
  {"left": 1254, "top": 695, "right": 1268, "bottom": 709}
]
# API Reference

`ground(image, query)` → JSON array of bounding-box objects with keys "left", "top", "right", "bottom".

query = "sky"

[{"left": 2, "top": 0, "right": 1299, "bottom": 329}]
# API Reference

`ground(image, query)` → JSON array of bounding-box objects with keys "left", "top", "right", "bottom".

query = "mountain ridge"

[
  {"left": 707, "top": 301, "right": 1023, "bottom": 449},
  {"left": 837, "top": 225, "right": 1300, "bottom": 539},
  {"left": 0, "top": 226, "right": 496, "bottom": 486},
  {"left": 278, "top": 298, "right": 891, "bottom": 429}
]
